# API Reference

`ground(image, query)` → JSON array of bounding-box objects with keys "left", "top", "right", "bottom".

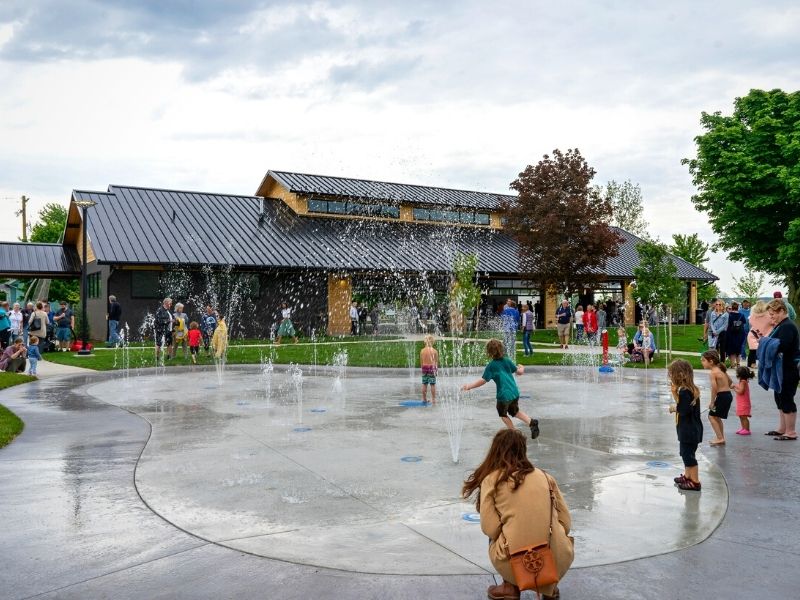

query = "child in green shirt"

[{"left": 462, "top": 339, "right": 540, "bottom": 438}]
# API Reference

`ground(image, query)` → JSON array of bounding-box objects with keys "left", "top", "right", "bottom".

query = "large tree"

[
  {"left": 683, "top": 89, "right": 800, "bottom": 307},
  {"left": 503, "top": 149, "right": 623, "bottom": 295},
  {"left": 600, "top": 179, "right": 648, "bottom": 237},
  {"left": 633, "top": 239, "right": 686, "bottom": 359},
  {"left": 731, "top": 269, "right": 766, "bottom": 302},
  {"left": 670, "top": 233, "right": 719, "bottom": 300},
  {"left": 26, "top": 202, "right": 79, "bottom": 303}
]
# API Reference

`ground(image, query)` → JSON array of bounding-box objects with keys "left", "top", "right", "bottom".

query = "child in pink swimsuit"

[{"left": 733, "top": 366, "right": 754, "bottom": 435}]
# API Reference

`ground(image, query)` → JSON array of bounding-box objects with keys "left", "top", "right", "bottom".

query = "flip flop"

[
  {"left": 774, "top": 435, "right": 798, "bottom": 441},
  {"left": 765, "top": 431, "right": 783, "bottom": 436}
]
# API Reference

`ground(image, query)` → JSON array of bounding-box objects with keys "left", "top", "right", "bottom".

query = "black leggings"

[
  {"left": 747, "top": 349, "right": 757, "bottom": 368},
  {"left": 679, "top": 441, "right": 699, "bottom": 468}
]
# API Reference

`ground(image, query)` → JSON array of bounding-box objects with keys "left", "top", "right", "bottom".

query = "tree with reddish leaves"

[{"left": 503, "top": 149, "right": 623, "bottom": 295}]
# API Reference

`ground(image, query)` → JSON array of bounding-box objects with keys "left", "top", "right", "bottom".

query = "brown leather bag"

[{"left": 508, "top": 471, "right": 560, "bottom": 591}]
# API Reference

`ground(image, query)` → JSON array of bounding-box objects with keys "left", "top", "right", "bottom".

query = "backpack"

[
  {"left": 731, "top": 315, "right": 744, "bottom": 331},
  {"left": 30, "top": 315, "right": 42, "bottom": 331}
]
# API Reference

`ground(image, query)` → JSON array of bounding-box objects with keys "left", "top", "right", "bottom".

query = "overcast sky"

[{"left": 1, "top": 1, "right": 798, "bottom": 295}]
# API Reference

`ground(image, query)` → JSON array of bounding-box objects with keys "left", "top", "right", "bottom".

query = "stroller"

[{"left": 41, "top": 322, "right": 58, "bottom": 353}]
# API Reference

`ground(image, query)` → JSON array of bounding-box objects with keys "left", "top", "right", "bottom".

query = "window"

[
  {"left": 412, "top": 207, "right": 491, "bottom": 226},
  {"left": 87, "top": 272, "right": 102, "bottom": 299},
  {"left": 307, "top": 197, "right": 399, "bottom": 219},
  {"left": 131, "top": 271, "right": 161, "bottom": 299}
]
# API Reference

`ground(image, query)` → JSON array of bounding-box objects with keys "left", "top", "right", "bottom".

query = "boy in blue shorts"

[{"left": 462, "top": 338, "right": 540, "bottom": 438}]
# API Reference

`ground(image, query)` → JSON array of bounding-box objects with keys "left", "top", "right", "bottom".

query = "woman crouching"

[{"left": 462, "top": 428, "right": 574, "bottom": 600}]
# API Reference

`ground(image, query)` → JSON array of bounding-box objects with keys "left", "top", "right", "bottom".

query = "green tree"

[
  {"left": 633, "top": 239, "right": 686, "bottom": 360},
  {"left": 600, "top": 179, "right": 648, "bottom": 236},
  {"left": 731, "top": 269, "right": 766, "bottom": 302},
  {"left": 503, "top": 149, "right": 623, "bottom": 295},
  {"left": 26, "top": 202, "right": 79, "bottom": 303},
  {"left": 449, "top": 252, "right": 482, "bottom": 333},
  {"left": 683, "top": 89, "right": 800, "bottom": 308},
  {"left": 29, "top": 203, "right": 68, "bottom": 243},
  {"left": 669, "top": 233, "right": 719, "bottom": 301}
]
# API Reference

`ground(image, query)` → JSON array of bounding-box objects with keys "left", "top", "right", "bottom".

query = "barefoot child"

[
  {"left": 420, "top": 334, "right": 438, "bottom": 404},
  {"left": 733, "top": 366, "right": 754, "bottom": 435},
  {"left": 668, "top": 359, "right": 703, "bottom": 491},
  {"left": 461, "top": 339, "right": 540, "bottom": 438},
  {"left": 701, "top": 350, "right": 733, "bottom": 446},
  {"left": 187, "top": 321, "right": 202, "bottom": 365}
]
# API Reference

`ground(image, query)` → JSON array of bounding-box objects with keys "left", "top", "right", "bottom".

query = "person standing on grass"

[
  {"left": 107, "top": 295, "right": 122, "bottom": 346},
  {"left": 154, "top": 298, "right": 173, "bottom": 361},
  {"left": 583, "top": 303, "right": 598, "bottom": 345},
  {"left": 22, "top": 302, "right": 34, "bottom": 346},
  {"left": 200, "top": 305, "right": 217, "bottom": 354},
  {"left": 420, "top": 334, "right": 438, "bottom": 404},
  {"left": 0, "top": 301, "right": 12, "bottom": 349},
  {"left": 462, "top": 339, "right": 540, "bottom": 439},
  {"left": 555, "top": 299, "right": 572, "bottom": 350},
  {"left": 171, "top": 302, "right": 189, "bottom": 359},
  {"left": 187, "top": 322, "right": 202, "bottom": 365},
  {"left": 500, "top": 298, "right": 520, "bottom": 358},
  {"left": 520, "top": 303, "right": 534, "bottom": 357},
  {"left": 350, "top": 301, "right": 359, "bottom": 336},
  {"left": 53, "top": 301, "right": 74, "bottom": 352}
]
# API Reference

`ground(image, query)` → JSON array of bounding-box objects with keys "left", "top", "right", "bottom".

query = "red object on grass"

[{"left": 70, "top": 341, "right": 93, "bottom": 352}]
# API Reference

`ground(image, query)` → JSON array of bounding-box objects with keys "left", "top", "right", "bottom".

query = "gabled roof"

[
  {"left": 263, "top": 170, "right": 514, "bottom": 210},
  {"left": 71, "top": 184, "right": 717, "bottom": 281},
  {"left": 0, "top": 242, "right": 81, "bottom": 278}
]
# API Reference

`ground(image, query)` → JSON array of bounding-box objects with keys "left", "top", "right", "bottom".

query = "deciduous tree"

[
  {"left": 633, "top": 239, "right": 686, "bottom": 359},
  {"left": 669, "top": 233, "right": 718, "bottom": 301},
  {"left": 731, "top": 269, "right": 766, "bottom": 302},
  {"left": 683, "top": 89, "right": 800, "bottom": 308},
  {"left": 503, "top": 149, "right": 623, "bottom": 295},
  {"left": 600, "top": 179, "right": 648, "bottom": 236}
]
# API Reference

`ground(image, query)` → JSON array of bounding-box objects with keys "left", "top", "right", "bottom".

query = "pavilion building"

[{"left": 0, "top": 170, "right": 716, "bottom": 339}]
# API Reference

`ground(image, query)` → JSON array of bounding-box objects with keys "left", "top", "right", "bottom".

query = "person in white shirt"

[{"left": 349, "top": 302, "right": 359, "bottom": 336}]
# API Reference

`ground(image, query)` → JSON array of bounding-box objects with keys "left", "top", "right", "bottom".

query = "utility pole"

[{"left": 15, "top": 195, "right": 30, "bottom": 242}]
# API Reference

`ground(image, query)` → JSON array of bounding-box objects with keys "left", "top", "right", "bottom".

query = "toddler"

[
  {"left": 461, "top": 339, "right": 539, "bottom": 438},
  {"left": 733, "top": 366, "right": 754, "bottom": 435},
  {"left": 668, "top": 359, "right": 703, "bottom": 491},
  {"left": 187, "top": 321, "right": 202, "bottom": 364},
  {"left": 420, "top": 334, "right": 439, "bottom": 404},
  {"left": 616, "top": 326, "right": 627, "bottom": 358},
  {"left": 27, "top": 335, "right": 41, "bottom": 377}
]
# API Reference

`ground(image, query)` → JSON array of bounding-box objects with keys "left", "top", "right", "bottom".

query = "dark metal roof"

[
  {"left": 74, "top": 185, "right": 716, "bottom": 281},
  {"left": 267, "top": 170, "right": 514, "bottom": 210},
  {"left": 0, "top": 242, "right": 81, "bottom": 277}
]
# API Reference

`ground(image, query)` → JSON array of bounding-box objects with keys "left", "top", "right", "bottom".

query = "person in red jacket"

[
  {"left": 583, "top": 304, "right": 599, "bottom": 345},
  {"left": 187, "top": 321, "right": 203, "bottom": 364}
]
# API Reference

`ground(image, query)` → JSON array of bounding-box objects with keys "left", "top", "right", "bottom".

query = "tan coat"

[{"left": 480, "top": 468, "right": 573, "bottom": 595}]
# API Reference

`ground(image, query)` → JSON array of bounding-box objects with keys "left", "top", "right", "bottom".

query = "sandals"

[
  {"left": 774, "top": 435, "right": 798, "bottom": 441},
  {"left": 765, "top": 430, "right": 784, "bottom": 436},
  {"left": 674, "top": 474, "right": 687, "bottom": 484}
]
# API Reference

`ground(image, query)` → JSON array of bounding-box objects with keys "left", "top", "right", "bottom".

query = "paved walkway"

[{"left": 1, "top": 366, "right": 797, "bottom": 599}]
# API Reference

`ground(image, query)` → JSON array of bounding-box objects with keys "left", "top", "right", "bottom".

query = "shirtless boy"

[
  {"left": 420, "top": 334, "right": 438, "bottom": 404},
  {"left": 701, "top": 350, "right": 733, "bottom": 446}
]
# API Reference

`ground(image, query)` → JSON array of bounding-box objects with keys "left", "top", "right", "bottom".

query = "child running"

[
  {"left": 668, "top": 359, "right": 704, "bottom": 491},
  {"left": 733, "top": 366, "right": 754, "bottom": 436},
  {"left": 461, "top": 339, "right": 540, "bottom": 438},
  {"left": 420, "top": 334, "right": 438, "bottom": 405},
  {"left": 187, "top": 321, "right": 202, "bottom": 365},
  {"left": 27, "top": 335, "right": 41, "bottom": 377},
  {"left": 701, "top": 350, "right": 733, "bottom": 446}
]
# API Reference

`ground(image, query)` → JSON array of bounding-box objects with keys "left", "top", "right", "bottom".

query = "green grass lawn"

[
  {"left": 0, "top": 372, "right": 34, "bottom": 448},
  {"left": 45, "top": 331, "right": 705, "bottom": 372}
]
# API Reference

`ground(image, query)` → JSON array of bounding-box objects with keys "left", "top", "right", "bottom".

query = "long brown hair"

[
  {"left": 668, "top": 359, "right": 699, "bottom": 405},
  {"left": 462, "top": 429, "right": 534, "bottom": 509}
]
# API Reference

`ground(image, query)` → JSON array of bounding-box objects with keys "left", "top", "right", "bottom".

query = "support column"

[
  {"left": 689, "top": 281, "right": 698, "bottom": 324},
  {"left": 624, "top": 281, "right": 636, "bottom": 326},
  {"left": 544, "top": 286, "right": 558, "bottom": 329},
  {"left": 327, "top": 273, "right": 352, "bottom": 335}
]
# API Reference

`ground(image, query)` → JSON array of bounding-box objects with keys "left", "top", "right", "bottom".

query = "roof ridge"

[
  {"left": 269, "top": 169, "right": 516, "bottom": 199},
  {"left": 108, "top": 184, "right": 260, "bottom": 200}
]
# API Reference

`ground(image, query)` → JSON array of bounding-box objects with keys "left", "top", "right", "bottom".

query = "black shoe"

[{"left": 530, "top": 419, "right": 540, "bottom": 439}]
